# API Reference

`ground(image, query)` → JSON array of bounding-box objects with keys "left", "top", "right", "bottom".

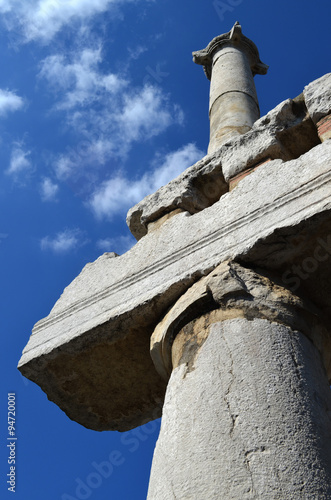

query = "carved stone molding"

[{"left": 151, "top": 261, "right": 331, "bottom": 382}]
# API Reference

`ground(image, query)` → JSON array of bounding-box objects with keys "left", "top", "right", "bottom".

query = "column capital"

[
  {"left": 193, "top": 22, "right": 268, "bottom": 80},
  {"left": 150, "top": 261, "right": 331, "bottom": 382}
]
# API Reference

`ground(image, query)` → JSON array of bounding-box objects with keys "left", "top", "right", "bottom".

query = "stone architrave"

[{"left": 18, "top": 138, "right": 331, "bottom": 431}]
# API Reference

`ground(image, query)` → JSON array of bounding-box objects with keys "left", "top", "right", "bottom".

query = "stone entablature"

[
  {"left": 18, "top": 135, "right": 331, "bottom": 431},
  {"left": 127, "top": 73, "right": 331, "bottom": 240}
]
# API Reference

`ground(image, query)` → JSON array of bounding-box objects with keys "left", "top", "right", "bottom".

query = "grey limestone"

[
  {"left": 148, "top": 261, "right": 331, "bottom": 499},
  {"left": 126, "top": 150, "right": 227, "bottom": 240},
  {"left": 18, "top": 140, "right": 331, "bottom": 430},
  {"left": 127, "top": 91, "right": 321, "bottom": 239},
  {"left": 147, "top": 317, "right": 331, "bottom": 499},
  {"left": 151, "top": 261, "right": 331, "bottom": 383},
  {"left": 304, "top": 72, "right": 331, "bottom": 123}
]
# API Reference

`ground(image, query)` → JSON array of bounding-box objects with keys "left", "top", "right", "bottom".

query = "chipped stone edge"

[{"left": 127, "top": 73, "right": 330, "bottom": 240}]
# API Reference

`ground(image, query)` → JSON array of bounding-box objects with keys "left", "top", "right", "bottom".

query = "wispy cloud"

[
  {"left": 128, "top": 45, "right": 147, "bottom": 60},
  {"left": 96, "top": 234, "right": 136, "bottom": 254},
  {"left": 0, "top": 1, "right": 13, "bottom": 14},
  {"left": 38, "top": 46, "right": 184, "bottom": 185},
  {"left": 0, "top": 0, "right": 139, "bottom": 42},
  {"left": 0, "top": 89, "right": 24, "bottom": 116},
  {"left": 6, "top": 145, "right": 32, "bottom": 177},
  {"left": 40, "top": 228, "right": 87, "bottom": 253},
  {"left": 89, "top": 143, "right": 204, "bottom": 219},
  {"left": 39, "top": 47, "right": 125, "bottom": 110},
  {"left": 40, "top": 177, "right": 59, "bottom": 201},
  {"left": 118, "top": 85, "right": 183, "bottom": 143}
]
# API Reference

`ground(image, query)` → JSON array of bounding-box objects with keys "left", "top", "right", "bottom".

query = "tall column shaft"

[
  {"left": 148, "top": 317, "right": 331, "bottom": 499},
  {"left": 193, "top": 22, "right": 268, "bottom": 155},
  {"left": 209, "top": 46, "right": 260, "bottom": 153},
  {"left": 149, "top": 262, "right": 331, "bottom": 499}
]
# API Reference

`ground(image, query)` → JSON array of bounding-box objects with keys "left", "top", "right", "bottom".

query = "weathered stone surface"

[
  {"left": 127, "top": 92, "right": 321, "bottom": 239},
  {"left": 149, "top": 262, "right": 331, "bottom": 497},
  {"left": 229, "top": 158, "right": 272, "bottom": 191},
  {"left": 18, "top": 141, "right": 331, "bottom": 430},
  {"left": 304, "top": 72, "right": 331, "bottom": 123},
  {"left": 127, "top": 150, "right": 228, "bottom": 240},
  {"left": 192, "top": 22, "right": 268, "bottom": 81},
  {"left": 151, "top": 274, "right": 212, "bottom": 381},
  {"left": 222, "top": 95, "right": 319, "bottom": 181},
  {"left": 148, "top": 317, "right": 331, "bottom": 499},
  {"left": 147, "top": 208, "right": 185, "bottom": 234}
]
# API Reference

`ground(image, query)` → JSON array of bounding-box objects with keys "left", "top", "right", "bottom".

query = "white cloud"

[
  {"left": 96, "top": 234, "right": 135, "bottom": 254},
  {"left": 38, "top": 46, "right": 183, "bottom": 183},
  {"left": 53, "top": 137, "right": 115, "bottom": 181},
  {"left": 40, "top": 228, "right": 86, "bottom": 253},
  {"left": 89, "top": 143, "right": 204, "bottom": 219},
  {"left": 40, "top": 48, "right": 125, "bottom": 110},
  {"left": 0, "top": 0, "right": 138, "bottom": 42},
  {"left": 0, "top": 1, "right": 12, "bottom": 13},
  {"left": 119, "top": 85, "right": 183, "bottom": 143},
  {"left": 0, "top": 89, "right": 24, "bottom": 116},
  {"left": 40, "top": 177, "right": 59, "bottom": 201},
  {"left": 6, "top": 145, "right": 32, "bottom": 176},
  {"left": 72, "top": 83, "right": 182, "bottom": 149}
]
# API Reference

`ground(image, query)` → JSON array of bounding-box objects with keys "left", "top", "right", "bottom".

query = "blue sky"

[{"left": 1, "top": 0, "right": 330, "bottom": 499}]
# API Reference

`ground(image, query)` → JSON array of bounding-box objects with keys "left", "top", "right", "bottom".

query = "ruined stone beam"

[{"left": 18, "top": 136, "right": 331, "bottom": 431}]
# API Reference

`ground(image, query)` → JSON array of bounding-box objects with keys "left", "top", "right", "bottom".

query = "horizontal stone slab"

[
  {"left": 18, "top": 141, "right": 331, "bottom": 431},
  {"left": 126, "top": 149, "right": 228, "bottom": 240},
  {"left": 127, "top": 83, "right": 323, "bottom": 240}
]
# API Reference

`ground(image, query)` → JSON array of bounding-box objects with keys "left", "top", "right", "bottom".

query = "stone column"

[
  {"left": 148, "top": 262, "right": 331, "bottom": 499},
  {"left": 193, "top": 22, "right": 268, "bottom": 154}
]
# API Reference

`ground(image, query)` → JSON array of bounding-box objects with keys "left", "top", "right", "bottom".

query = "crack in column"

[
  {"left": 222, "top": 324, "right": 257, "bottom": 497},
  {"left": 221, "top": 326, "right": 238, "bottom": 438}
]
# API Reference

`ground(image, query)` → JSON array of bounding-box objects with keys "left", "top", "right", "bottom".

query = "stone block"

[
  {"left": 127, "top": 92, "right": 322, "bottom": 239},
  {"left": 126, "top": 150, "right": 228, "bottom": 240},
  {"left": 304, "top": 72, "right": 331, "bottom": 123}
]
